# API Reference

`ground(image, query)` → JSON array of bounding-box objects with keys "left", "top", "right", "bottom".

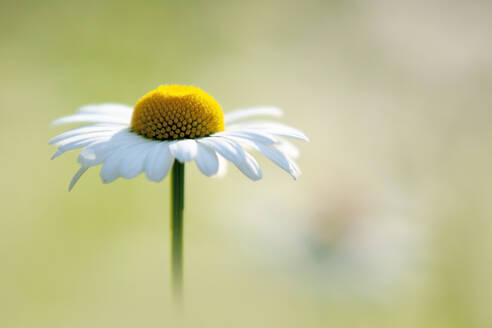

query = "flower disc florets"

[{"left": 131, "top": 85, "right": 225, "bottom": 140}]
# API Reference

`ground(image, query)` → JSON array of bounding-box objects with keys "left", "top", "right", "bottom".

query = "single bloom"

[{"left": 49, "top": 85, "right": 308, "bottom": 190}]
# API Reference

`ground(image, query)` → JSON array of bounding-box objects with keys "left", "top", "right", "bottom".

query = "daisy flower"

[
  {"left": 49, "top": 85, "right": 308, "bottom": 190},
  {"left": 49, "top": 85, "right": 308, "bottom": 300}
]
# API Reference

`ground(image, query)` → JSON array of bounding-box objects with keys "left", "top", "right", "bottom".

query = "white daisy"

[{"left": 49, "top": 85, "right": 308, "bottom": 191}]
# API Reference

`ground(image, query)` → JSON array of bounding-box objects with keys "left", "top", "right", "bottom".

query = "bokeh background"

[{"left": 1, "top": 0, "right": 491, "bottom": 327}]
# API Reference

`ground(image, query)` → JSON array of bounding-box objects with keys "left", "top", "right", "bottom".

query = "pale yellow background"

[{"left": 1, "top": 0, "right": 491, "bottom": 327}]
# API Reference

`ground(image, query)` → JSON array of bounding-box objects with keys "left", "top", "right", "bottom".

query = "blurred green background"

[{"left": 1, "top": 0, "right": 492, "bottom": 327}]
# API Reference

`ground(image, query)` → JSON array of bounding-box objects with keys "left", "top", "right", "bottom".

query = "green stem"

[{"left": 170, "top": 161, "right": 185, "bottom": 301}]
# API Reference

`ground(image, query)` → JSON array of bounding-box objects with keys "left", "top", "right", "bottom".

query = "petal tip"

[
  {"left": 50, "top": 119, "right": 64, "bottom": 126},
  {"left": 68, "top": 166, "right": 88, "bottom": 191},
  {"left": 51, "top": 151, "right": 62, "bottom": 160}
]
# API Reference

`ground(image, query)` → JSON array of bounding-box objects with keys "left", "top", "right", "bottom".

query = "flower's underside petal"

[
  {"left": 198, "top": 137, "right": 262, "bottom": 180},
  {"left": 169, "top": 139, "right": 198, "bottom": 162},
  {"left": 119, "top": 143, "right": 154, "bottom": 179},
  {"left": 194, "top": 143, "right": 219, "bottom": 177},
  {"left": 224, "top": 106, "right": 283, "bottom": 123},
  {"left": 100, "top": 150, "right": 125, "bottom": 184},
  {"left": 100, "top": 141, "right": 147, "bottom": 183},
  {"left": 145, "top": 141, "right": 174, "bottom": 182},
  {"left": 144, "top": 142, "right": 174, "bottom": 182},
  {"left": 77, "top": 129, "right": 142, "bottom": 166}
]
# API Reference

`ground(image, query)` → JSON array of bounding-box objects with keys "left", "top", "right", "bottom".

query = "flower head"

[
  {"left": 49, "top": 85, "right": 308, "bottom": 190},
  {"left": 131, "top": 85, "right": 225, "bottom": 140}
]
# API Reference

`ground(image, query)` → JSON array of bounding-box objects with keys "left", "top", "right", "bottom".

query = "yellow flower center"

[{"left": 131, "top": 85, "right": 225, "bottom": 140}]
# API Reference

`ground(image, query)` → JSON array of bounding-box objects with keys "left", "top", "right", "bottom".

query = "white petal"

[
  {"left": 215, "top": 155, "right": 228, "bottom": 178},
  {"left": 225, "top": 136, "right": 300, "bottom": 179},
  {"left": 144, "top": 142, "right": 174, "bottom": 182},
  {"left": 49, "top": 125, "right": 123, "bottom": 145},
  {"left": 100, "top": 154, "right": 122, "bottom": 183},
  {"left": 194, "top": 143, "right": 219, "bottom": 177},
  {"left": 169, "top": 140, "right": 198, "bottom": 162},
  {"left": 100, "top": 141, "right": 146, "bottom": 183},
  {"left": 230, "top": 121, "right": 308, "bottom": 141},
  {"left": 76, "top": 141, "right": 110, "bottom": 166},
  {"left": 274, "top": 139, "right": 300, "bottom": 158},
  {"left": 224, "top": 106, "right": 283, "bottom": 123},
  {"left": 51, "top": 150, "right": 63, "bottom": 159},
  {"left": 199, "top": 137, "right": 262, "bottom": 180},
  {"left": 77, "top": 103, "right": 133, "bottom": 118},
  {"left": 53, "top": 129, "right": 131, "bottom": 160},
  {"left": 119, "top": 142, "right": 154, "bottom": 179},
  {"left": 68, "top": 166, "right": 89, "bottom": 191},
  {"left": 213, "top": 130, "right": 277, "bottom": 144},
  {"left": 238, "top": 151, "right": 263, "bottom": 181},
  {"left": 54, "top": 131, "right": 116, "bottom": 147},
  {"left": 51, "top": 135, "right": 109, "bottom": 159},
  {"left": 77, "top": 129, "right": 143, "bottom": 166},
  {"left": 51, "top": 113, "right": 130, "bottom": 126},
  {"left": 255, "top": 143, "right": 301, "bottom": 179}
]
